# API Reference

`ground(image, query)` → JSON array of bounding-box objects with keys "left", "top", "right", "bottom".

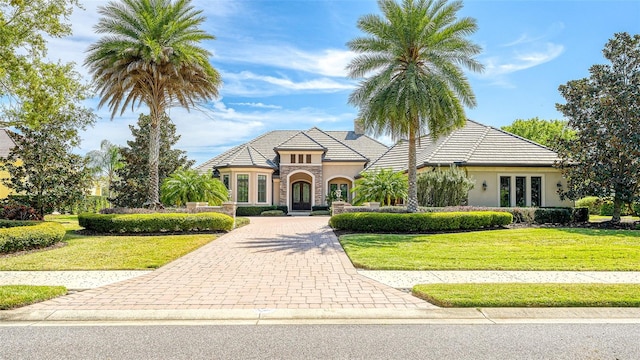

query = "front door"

[{"left": 292, "top": 181, "right": 311, "bottom": 211}]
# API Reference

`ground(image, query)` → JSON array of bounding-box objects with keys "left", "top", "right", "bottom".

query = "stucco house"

[{"left": 197, "top": 120, "right": 573, "bottom": 210}]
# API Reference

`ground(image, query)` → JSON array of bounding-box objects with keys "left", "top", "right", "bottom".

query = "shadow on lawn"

[
  {"left": 554, "top": 227, "right": 640, "bottom": 238},
  {"left": 237, "top": 229, "right": 340, "bottom": 255}
]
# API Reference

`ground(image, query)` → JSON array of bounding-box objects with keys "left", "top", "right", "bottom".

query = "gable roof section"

[
  {"left": 366, "top": 120, "right": 559, "bottom": 172},
  {"left": 304, "top": 127, "right": 367, "bottom": 162},
  {"left": 274, "top": 131, "right": 326, "bottom": 151},
  {"left": 325, "top": 130, "right": 389, "bottom": 163},
  {"left": 0, "top": 129, "right": 16, "bottom": 158}
]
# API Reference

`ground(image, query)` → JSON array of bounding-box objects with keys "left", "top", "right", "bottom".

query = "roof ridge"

[
  {"left": 308, "top": 128, "right": 368, "bottom": 160},
  {"left": 463, "top": 125, "right": 491, "bottom": 162},
  {"left": 274, "top": 130, "right": 325, "bottom": 150},
  {"left": 365, "top": 139, "right": 403, "bottom": 171},
  {"left": 491, "top": 125, "right": 555, "bottom": 151},
  {"left": 248, "top": 145, "right": 272, "bottom": 166},
  {"left": 424, "top": 131, "right": 455, "bottom": 164}
]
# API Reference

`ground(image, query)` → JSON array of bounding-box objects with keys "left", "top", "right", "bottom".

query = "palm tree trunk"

[
  {"left": 146, "top": 111, "right": 162, "bottom": 209},
  {"left": 407, "top": 124, "right": 418, "bottom": 212}
]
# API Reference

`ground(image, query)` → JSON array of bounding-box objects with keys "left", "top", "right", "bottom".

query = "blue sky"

[{"left": 47, "top": 0, "right": 640, "bottom": 165}]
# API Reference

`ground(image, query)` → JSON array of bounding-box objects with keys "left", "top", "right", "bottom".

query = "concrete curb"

[{"left": 2, "top": 308, "right": 640, "bottom": 325}]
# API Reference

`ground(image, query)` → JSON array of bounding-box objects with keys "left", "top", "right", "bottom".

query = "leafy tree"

[
  {"left": 417, "top": 165, "right": 474, "bottom": 207},
  {"left": 351, "top": 169, "right": 408, "bottom": 206},
  {"left": 86, "top": 140, "right": 123, "bottom": 198},
  {"left": 161, "top": 169, "right": 228, "bottom": 207},
  {"left": 555, "top": 32, "right": 640, "bottom": 223},
  {"left": 347, "top": 0, "right": 483, "bottom": 212},
  {"left": 85, "top": 0, "right": 222, "bottom": 208},
  {"left": 501, "top": 117, "right": 575, "bottom": 148},
  {"left": 1, "top": 116, "right": 94, "bottom": 218},
  {"left": 111, "top": 114, "right": 194, "bottom": 208},
  {"left": 0, "top": 0, "right": 83, "bottom": 127}
]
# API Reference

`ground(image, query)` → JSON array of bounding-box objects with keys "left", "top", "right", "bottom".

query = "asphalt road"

[{"left": 1, "top": 323, "right": 638, "bottom": 359}]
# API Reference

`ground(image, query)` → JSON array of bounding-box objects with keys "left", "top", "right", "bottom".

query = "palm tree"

[
  {"left": 351, "top": 169, "right": 408, "bottom": 206},
  {"left": 160, "top": 169, "right": 228, "bottom": 207},
  {"left": 86, "top": 139, "right": 123, "bottom": 198},
  {"left": 347, "top": 0, "right": 483, "bottom": 212},
  {"left": 85, "top": 0, "right": 221, "bottom": 208}
]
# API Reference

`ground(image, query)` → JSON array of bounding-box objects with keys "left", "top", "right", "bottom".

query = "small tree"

[
  {"left": 161, "top": 169, "right": 228, "bottom": 207},
  {"left": 417, "top": 165, "right": 475, "bottom": 207},
  {"left": 501, "top": 117, "right": 575, "bottom": 149},
  {"left": 555, "top": 32, "right": 640, "bottom": 223},
  {"left": 110, "top": 113, "right": 194, "bottom": 208},
  {"left": 86, "top": 139, "right": 123, "bottom": 198},
  {"left": 351, "top": 169, "right": 408, "bottom": 206}
]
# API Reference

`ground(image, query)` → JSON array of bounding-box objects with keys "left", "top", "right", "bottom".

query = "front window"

[
  {"left": 500, "top": 176, "right": 511, "bottom": 207},
  {"left": 306, "top": 154, "right": 312, "bottom": 163},
  {"left": 298, "top": 154, "right": 304, "bottom": 163},
  {"left": 515, "top": 176, "right": 526, "bottom": 207},
  {"left": 258, "top": 175, "right": 267, "bottom": 203},
  {"left": 237, "top": 174, "right": 249, "bottom": 203},
  {"left": 290, "top": 154, "right": 296, "bottom": 163},
  {"left": 222, "top": 174, "right": 230, "bottom": 189},
  {"left": 531, "top": 177, "right": 542, "bottom": 207}
]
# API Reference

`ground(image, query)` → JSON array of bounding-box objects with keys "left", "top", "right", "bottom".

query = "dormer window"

[
  {"left": 298, "top": 154, "right": 304, "bottom": 163},
  {"left": 306, "top": 154, "right": 312, "bottom": 163}
]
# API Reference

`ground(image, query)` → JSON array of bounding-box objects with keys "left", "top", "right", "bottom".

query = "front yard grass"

[
  {"left": 339, "top": 228, "right": 640, "bottom": 271},
  {"left": 412, "top": 283, "right": 640, "bottom": 307},
  {"left": 0, "top": 285, "right": 67, "bottom": 310},
  {"left": 1, "top": 215, "right": 220, "bottom": 270}
]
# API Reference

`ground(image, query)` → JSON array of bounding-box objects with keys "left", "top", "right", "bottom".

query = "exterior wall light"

[
  {"left": 557, "top": 181, "right": 562, "bottom": 189},
  {"left": 482, "top": 180, "right": 487, "bottom": 191}
]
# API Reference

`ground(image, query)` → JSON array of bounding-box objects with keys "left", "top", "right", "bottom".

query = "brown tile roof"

[{"left": 366, "top": 120, "right": 560, "bottom": 172}]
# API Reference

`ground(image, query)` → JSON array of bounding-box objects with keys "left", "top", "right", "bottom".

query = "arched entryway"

[{"left": 291, "top": 181, "right": 312, "bottom": 211}]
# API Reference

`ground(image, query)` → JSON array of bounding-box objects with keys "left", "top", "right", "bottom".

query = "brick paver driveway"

[{"left": 27, "top": 217, "right": 432, "bottom": 310}]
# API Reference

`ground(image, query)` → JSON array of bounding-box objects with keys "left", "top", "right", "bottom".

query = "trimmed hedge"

[
  {"left": 236, "top": 206, "right": 288, "bottom": 216},
  {"left": 261, "top": 210, "right": 285, "bottom": 216},
  {"left": 0, "top": 221, "right": 66, "bottom": 254},
  {"left": 312, "top": 205, "right": 330, "bottom": 211},
  {"left": 79, "top": 212, "right": 234, "bottom": 233},
  {"left": 310, "top": 210, "right": 331, "bottom": 216},
  {"left": 329, "top": 211, "right": 513, "bottom": 233}
]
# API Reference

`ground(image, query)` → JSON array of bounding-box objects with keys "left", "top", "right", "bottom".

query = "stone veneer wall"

[{"left": 279, "top": 165, "right": 323, "bottom": 207}]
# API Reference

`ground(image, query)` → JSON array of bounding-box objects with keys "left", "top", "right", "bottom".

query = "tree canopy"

[
  {"left": 110, "top": 114, "right": 194, "bottom": 208},
  {"left": 501, "top": 117, "right": 575, "bottom": 149},
  {"left": 347, "top": 0, "right": 483, "bottom": 212},
  {"left": 555, "top": 32, "right": 640, "bottom": 222},
  {"left": 85, "top": 0, "right": 222, "bottom": 208}
]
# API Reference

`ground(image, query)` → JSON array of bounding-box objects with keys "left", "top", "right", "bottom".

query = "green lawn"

[
  {"left": 339, "top": 228, "right": 640, "bottom": 271},
  {"left": 412, "top": 283, "right": 640, "bottom": 307},
  {"left": 0, "top": 285, "right": 67, "bottom": 310},
  {"left": 1, "top": 215, "right": 220, "bottom": 270}
]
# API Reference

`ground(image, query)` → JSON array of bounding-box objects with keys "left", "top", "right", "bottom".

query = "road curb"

[{"left": 2, "top": 307, "right": 640, "bottom": 325}]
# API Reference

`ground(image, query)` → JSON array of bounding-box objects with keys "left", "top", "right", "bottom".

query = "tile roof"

[
  {"left": 366, "top": 120, "right": 560, "bottom": 172},
  {"left": 196, "top": 128, "right": 388, "bottom": 172},
  {"left": 0, "top": 129, "right": 16, "bottom": 158}
]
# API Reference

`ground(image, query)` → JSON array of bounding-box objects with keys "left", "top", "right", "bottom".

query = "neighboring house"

[
  {"left": 0, "top": 129, "right": 17, "bottom": 199},
  {"left": 366, "top": 119, "right": 573, "bottom": 208},
  {"left": 197, "top": 120, "right": 573, "bottom": 210},
  {"left": 197, "top": 123, "right": 388, "bottom": 211}
]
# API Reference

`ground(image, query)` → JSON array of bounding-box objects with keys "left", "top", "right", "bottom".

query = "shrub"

[
  {"left": 572, "top": 207, "right": 589, "bottom": 223},
  {"left": 575, "top": 196, "right": 602, "bottom": 215},
  {"left": 0, "top": 204, "right": 42, "bottom": 221},
  {"left": 329, "top": 211, "right": 512, "bottom": 233},
  {"left": 160, "top": 169, "right": 228, "bottom": 206},
  {"left": 63, "top": 196, "right": 110, "bottom": 214},
  {"left": 0, "top": 221, "right": 66, "bottom": 254},
  {"left": 235, "top": 217, "right": 250, "bottom": 228},
  {"left": 261, "top": 210, "right": 285, "bottom": 216},
  {"left": 312, "top": 205, "right": 330, "bottom": 211},
  {"left": 236, "top": 206, "right": 288, "bottom": 216},
  {"left": 534, "top": 208, "right": 572, "bottom": 224},
  {"left": 310, "top": 210, "right": 331, "bottom": 216},
  {"left": 78, "top": 212, "right": 234, "bottom": 233},
  {"left": 417, "top": 165, "right": 475, "bottom": 207}
]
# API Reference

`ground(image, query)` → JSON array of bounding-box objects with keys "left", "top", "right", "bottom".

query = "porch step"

[{"left": 288, "top": 211, "right": 311, "bottom": 216}]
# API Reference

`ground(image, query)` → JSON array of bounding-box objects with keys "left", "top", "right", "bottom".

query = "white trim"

[{"left": 286, "top": 170, "right": 315, "bottom": 211}]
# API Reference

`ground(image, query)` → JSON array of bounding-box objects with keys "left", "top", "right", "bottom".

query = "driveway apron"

[{"left": 26, "top": 217, "right": 433, "bottom": 310}]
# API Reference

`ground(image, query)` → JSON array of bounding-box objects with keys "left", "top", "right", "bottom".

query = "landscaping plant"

[{"left": 161, "top": 169, "right": 228, "bottom": 207}]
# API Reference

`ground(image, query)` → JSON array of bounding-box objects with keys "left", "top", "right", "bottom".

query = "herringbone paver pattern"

[{"left": 27, "top": 217, "right": 432, "bottom": 310}]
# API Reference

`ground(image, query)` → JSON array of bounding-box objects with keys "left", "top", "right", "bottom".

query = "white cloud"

[
  {"left": 230, "top": 102, "right": 282, "bottom": 109},
  {"left": 482, "top": 43, "right": 564, "bottom": 78},
  {"left": 221, "top": 71, "right": 355, "bottom": 97},
  {"left": 217, "top": 45, "right": 356, "bottom": 77}
]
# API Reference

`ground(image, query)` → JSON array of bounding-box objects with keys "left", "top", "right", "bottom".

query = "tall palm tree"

[
  {"left": 86, "top": 139, "right": 123, "bottom": 198},
  {"left": 347, "top": 0, "right": 483, "bottom": 212},
  {"left": 85, "top": 0, "right": 221, "bottom": 208}
]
